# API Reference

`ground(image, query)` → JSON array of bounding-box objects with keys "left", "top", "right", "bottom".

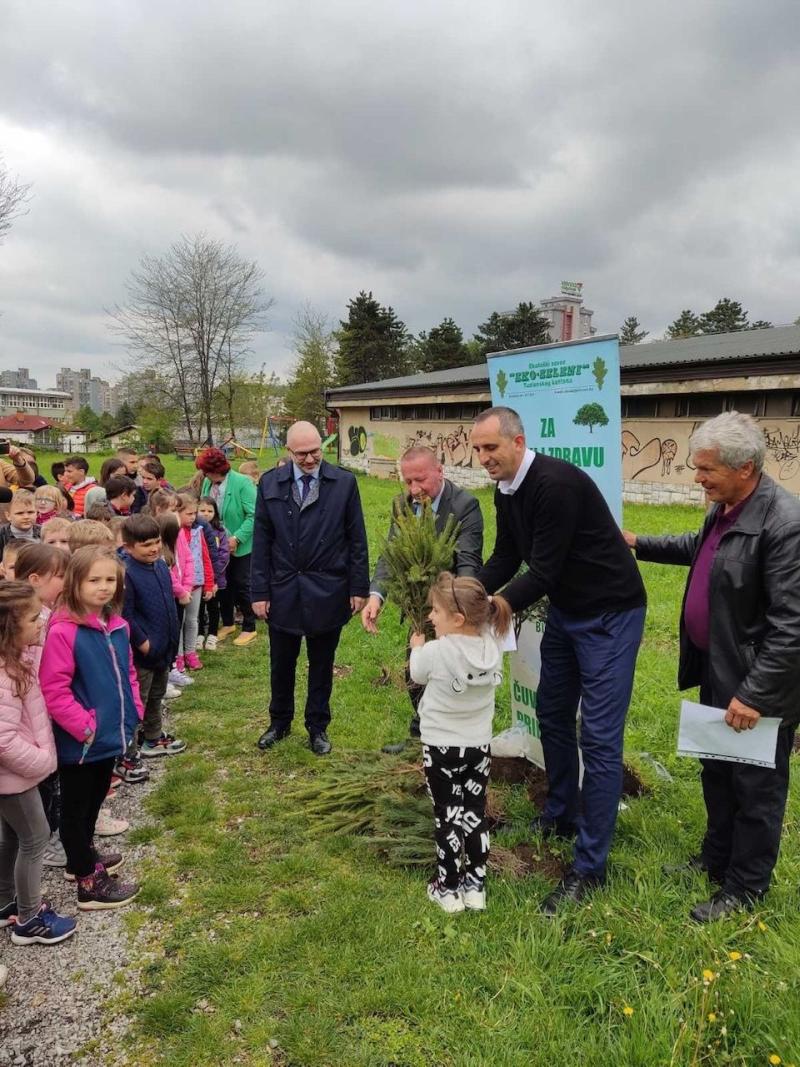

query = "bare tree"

[
  {"left": 110, "top": 234, "right": 272, "bottom": 444},
  {"left": 0, "top": 155, "right": 31, "bottom": 244},
  {"left": 284, "top": 305, "right": 335, "bottom": 426}
]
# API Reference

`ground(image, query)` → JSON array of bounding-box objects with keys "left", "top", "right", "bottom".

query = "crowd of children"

[
  {"left": 0, "top": 442, "right": 509, "bottom": 998},
  {"left": 0, "top": 447, "right": 257, "bottom": 982}
]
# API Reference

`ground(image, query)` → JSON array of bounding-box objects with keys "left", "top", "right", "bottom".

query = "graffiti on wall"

[
  {"left": 621, "top": 431, "right": 679, "bottom": 479},
  {"left": 403, "top": 424, "right": 478, "bottom": 467},
  {"left": 345, "top": 414, "right": 800, "bottom": 493},
  {"left": 348, "top": 426, "right": 367, "bottom": 456},
  {"left": 763, "top": 424, "right": 800, "bottom": 481}
]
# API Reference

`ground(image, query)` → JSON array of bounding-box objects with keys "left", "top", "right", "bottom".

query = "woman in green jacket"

[{"left": 196, "top": 449, "right": 258, "bottom": 646}]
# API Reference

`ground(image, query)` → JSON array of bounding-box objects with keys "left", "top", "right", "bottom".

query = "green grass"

[{"left": 58, "top": 463, "right": 798, "bottom": 1065}]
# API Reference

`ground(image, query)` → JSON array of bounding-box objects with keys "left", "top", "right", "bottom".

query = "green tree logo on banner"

[
  {"left": 592, "top": 356, "right": 607, "bottom": 390},
  {"left": 573, "top": 402, "right": 609, "bottom": 434},
  {"left": 496, "top": 368, "right": 508, "bottom": 398}
]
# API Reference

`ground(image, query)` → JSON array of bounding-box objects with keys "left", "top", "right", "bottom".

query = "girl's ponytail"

[{"left": 488, "top": 593, "right": 513, "bottom": 639}]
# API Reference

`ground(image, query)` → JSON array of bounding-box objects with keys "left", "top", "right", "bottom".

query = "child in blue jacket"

[{"left": 120, "top": 515, "right": 185, "bottom": 759}]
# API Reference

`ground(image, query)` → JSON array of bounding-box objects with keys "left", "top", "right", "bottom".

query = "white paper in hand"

[
  {"left": 677, "top": 700, "right": 781, "bottom": 769},
  {"left": 497, "top": 624, "right": 517, "bottom": 652}
]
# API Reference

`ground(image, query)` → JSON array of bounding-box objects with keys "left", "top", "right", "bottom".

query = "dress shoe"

[
  {"left": 257, "top": 725, "right": 290, "bottom": 751},
  {"left": 690, "top": 889, "right": 756, "bottom": 923},
  {"left": 309, "top": 731, "right": 332, "bottom": 755},
  {"left": 662, "top": 855, "right": 724, "bottom": 884},
  {"left": 540, "top": 869, "right": 601, "bottom": 917},
  {"left": 530, "top": 814, "right": 578, "bottom": 841}
]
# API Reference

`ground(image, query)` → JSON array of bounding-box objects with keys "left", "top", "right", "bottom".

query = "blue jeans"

[{"left": 537, "top": 604, "right": 646, "bottom": 879}]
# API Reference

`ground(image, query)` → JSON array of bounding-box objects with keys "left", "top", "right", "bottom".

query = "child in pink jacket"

[
  {"left": 157, "top": 513, "right": 195, "bottom": 688},
  {"left": 0, "top": 582, "right": 76, "bottom": 946}
]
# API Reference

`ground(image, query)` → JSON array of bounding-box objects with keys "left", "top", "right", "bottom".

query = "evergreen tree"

[
  {"left": 380, "top": 500, "right": 460, "bottom": 632},
  {"left": 284, "top": 306, "right": 335, "bottom": 426},
  {"left": 618, "top": 315, "right": 649, "bottom": 345},
  {"left": 665, "top": 310, "right": 701, "bottom": 339},
  {"left": 114, "top": 401, "right": 137, "bottom": 427},
  {"left": 473, "top": 301, "right": 551, "bottom": 357},
  {"left": 698, "top": 298, "right": 749, "bottom": 334},
  {"left": 416, "top": 317, "right": 470, "bottom": 373},
  {"left": 73, "top": 405, "right": 101, "bottom": 434},
  {"left": 750, "top": 319, "right": 774, "bottom": 330},
  {"left": 333, "top": 291, "right": 410, "bottom": 385}
]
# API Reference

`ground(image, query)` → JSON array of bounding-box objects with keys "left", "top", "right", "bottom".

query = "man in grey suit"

[{"left": 361, "top": 445, "right": 484, "bottom": 751}]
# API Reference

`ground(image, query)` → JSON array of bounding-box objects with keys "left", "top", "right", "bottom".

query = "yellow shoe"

[
  {"left": 217, "top": 625, "right": 237, "bottom": 641},
  {"left": 233, "top": 630, "right": 257, "bottom": 647}
]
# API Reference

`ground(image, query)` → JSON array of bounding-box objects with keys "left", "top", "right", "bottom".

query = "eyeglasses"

[{"left": 289, "top": 448, "right": 322, "bottom": 461}]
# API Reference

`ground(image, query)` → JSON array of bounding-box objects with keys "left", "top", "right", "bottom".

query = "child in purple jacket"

[{"left": 197, "top": 496, "right": 230, "bottom": 651}]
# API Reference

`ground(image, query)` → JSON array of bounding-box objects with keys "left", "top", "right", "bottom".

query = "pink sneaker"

[
  {"left": 185, "top": 652, "right": 203, "bottom": 670},
  {"left": 175, "top": 654, "right": 186, "bottom": 673}
]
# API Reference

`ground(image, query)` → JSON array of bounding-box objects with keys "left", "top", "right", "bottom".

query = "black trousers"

[
  {"left": 37, "top": 770, "right": 61, "bottom": 835},
  {"left": 699, "top": 723, "right": 796, "bottom": 896},
  {"left": 268, "top": 625, "right": 342, "bottom": 734},
  {"left": 199, "top": 593, "right": 220, "bottom": 638},
  {"left": 423, "top": 743, "right": 491, "bottom": 891},
  {"left": 59, "top": 758, "right": 116, "bottom": 879},
  {"left": 220, "top": 553, "right": 255, "bottom": 632}
]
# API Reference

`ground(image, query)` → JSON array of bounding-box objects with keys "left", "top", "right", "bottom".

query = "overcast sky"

[{"left": 1, "top": 1, "right": 799, "bottom": 388}]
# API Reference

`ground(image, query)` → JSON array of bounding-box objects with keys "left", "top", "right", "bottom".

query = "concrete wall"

[{"left": 337, "top": 406, "right": 800, "bottom": 503}]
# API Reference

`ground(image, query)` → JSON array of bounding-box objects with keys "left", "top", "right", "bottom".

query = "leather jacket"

[{"left": 636, "top": 474, "right": 800, "bottom": 724}]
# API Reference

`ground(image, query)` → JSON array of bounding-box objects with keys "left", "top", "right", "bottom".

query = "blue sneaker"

[
  {"left": 0, "top": 897, "right": 17, "bottom": 928},
  {"left": 10, "top": 904, "right": 77, "bottom": 946}
]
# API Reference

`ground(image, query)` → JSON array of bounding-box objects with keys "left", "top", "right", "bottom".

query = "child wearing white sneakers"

[{"left": 409, "top": 573, "right": 510, "bottom": 914}]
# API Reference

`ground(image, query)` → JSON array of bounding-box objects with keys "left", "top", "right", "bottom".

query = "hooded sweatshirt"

[{"left": 409, "top": 631, "right": 504, "bottom": 747}]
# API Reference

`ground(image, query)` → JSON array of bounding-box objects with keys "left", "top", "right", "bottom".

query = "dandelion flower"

[
  {"left": 769, "top": 1055, "right": 781, "bottom": 1065},
  {"left": 622, "top": 1005, "right": 634, "bottom": 1017},
  {"left": 707, "top": 1013, "right": 717, "bottom": 1022},
  {"left": 728, "top": 950, "right": 742, "bottom": 961},
  {"left": 758, "top": 921, "right": 767, "bottom": 931},
  {"left": 702, "top": 969, "right": 715, "bottom": 982}
]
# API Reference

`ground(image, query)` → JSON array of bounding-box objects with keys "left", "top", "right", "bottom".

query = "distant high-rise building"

[
  {"left": 0, "top": 367, "right": 38, "bottom": 390},
  {"left": 55, "top": 367, "right": 113, "bottom": 415},
  {"left": 540, "top": 282, "right": 596, "bottom": 343}
]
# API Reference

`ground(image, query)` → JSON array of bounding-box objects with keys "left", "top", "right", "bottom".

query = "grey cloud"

[{"left": 1, "top": 0, "right": 799, "bottom": 386}]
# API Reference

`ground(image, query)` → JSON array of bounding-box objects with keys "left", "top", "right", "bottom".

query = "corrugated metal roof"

[
  {"left": 326, "top": 324, "right": 800, "bottom": 397},
  {"left": 621, "top": 323, "right": 800, "bottom": 369},
  {"left": 327, "top": 362, "right": 489, "bottom": 396}
]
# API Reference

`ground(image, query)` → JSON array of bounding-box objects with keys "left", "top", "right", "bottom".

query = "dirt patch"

[
  {"left": 489, "top": 842, "right": 564, "bottom": 879},
  {"left": 511, "top": 843, "right": 565, "bottom": 880},
  {"left": 622, "top": 763, "right": 648, "bottom": 797},
  {"left": 491, "top": 755, "right": 649, "bottom": 810},
  {"left": 333, "top": 664, "right": 353, "bottom": 678},
  {"left": 372, "top": 665, "right": 405, "bottom": 689},
  {"left": 491, "top": 755, "right": 536, "bottom": 785}
]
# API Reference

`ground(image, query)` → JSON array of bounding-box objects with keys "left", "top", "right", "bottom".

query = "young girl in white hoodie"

[{"left": 409, "top": 573, "right": 511, "bottom": 914}]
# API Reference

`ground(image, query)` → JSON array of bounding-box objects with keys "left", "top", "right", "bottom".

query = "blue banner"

[{"left": 487, "top": 333, "right": 622, "bottom": 520}]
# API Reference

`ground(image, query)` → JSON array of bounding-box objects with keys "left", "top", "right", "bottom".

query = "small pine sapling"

[{"left": 380, "top": 499, "right": 460, "bottom": 632}]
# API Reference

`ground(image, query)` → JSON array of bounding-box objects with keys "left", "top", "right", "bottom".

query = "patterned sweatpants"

[{"left": 422, "top": 743, "right": 491, "bottom": 891}]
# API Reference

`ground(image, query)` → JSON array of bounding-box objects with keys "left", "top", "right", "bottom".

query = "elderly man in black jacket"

[
  {"left": 361, "top": 445, "right": 483, "bottom": 751},
  {"left": 626, "top": 411, "right": 800, "bottom": 921},
  {"left": 251, "top": 421, "right": 369, "bottom": 755}
]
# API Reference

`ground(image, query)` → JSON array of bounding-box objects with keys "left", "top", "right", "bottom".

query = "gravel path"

[{"left": 0, "top": 758, "right": 167, "bottom": 1066}]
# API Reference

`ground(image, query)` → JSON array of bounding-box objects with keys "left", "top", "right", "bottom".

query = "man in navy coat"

[{"left": 251, "top": 421, "right": 369, "bottom": 754}]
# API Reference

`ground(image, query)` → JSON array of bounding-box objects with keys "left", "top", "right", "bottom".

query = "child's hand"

[
  {"left": 202, "top": 589, "right": 213, "bottom": 601},
  {"left": 139, "top": 639, "right": 150, "bottom": 655},
  {"left": 409, "top": 632, "right": 426, "bottom": 648},
  {"left": 179, "top": 593, "right": 192, "bottom": 606}
]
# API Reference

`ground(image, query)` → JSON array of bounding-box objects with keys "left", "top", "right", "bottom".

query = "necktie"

[{"left": 301, "top": 474, "right": 313, "bottom": 502}]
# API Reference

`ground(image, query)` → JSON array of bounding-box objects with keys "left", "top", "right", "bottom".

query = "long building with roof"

[{"left": 325, "top": 323, "right": 800, "bottom": 504}]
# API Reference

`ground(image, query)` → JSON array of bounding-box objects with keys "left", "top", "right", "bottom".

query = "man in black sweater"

[{"left": 472, "top": 406, "right": 646, "bottom": 914}]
